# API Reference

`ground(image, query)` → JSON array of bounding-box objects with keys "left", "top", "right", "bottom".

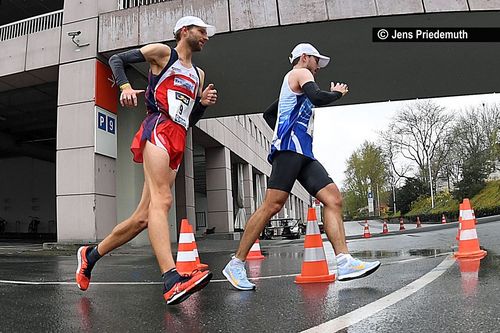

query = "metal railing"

[
  {"left": 0, "top": 10, "right": 63, "bottom": 42},
  {"left": 119, "top": 0, "right": 170, "bottom": 9}
]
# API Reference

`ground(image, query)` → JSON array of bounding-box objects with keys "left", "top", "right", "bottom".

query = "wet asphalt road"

[{"left": 0, "top": 220, "right": 499, "bottom": 333}]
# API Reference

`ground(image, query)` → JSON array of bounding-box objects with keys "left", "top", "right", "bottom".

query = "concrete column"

[
  {"left": 56, "top": 0, "right": 118, "bottom": 243},
  {"left": 242, "top": 164, "right": 254, "bottom": 222},
  {"left": 175, "top": 129, "right": 196, "bottom": 237},
  {"left": 206, "top": 147, "right": 233, "bottom": 233}
]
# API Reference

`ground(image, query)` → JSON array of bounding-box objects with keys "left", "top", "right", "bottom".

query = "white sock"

[
  {"left": 336, "top": 253, "right": 352, "bottom": 266},
  {"left": 231, "top": 256, "right": 245, "bottom": 266}
]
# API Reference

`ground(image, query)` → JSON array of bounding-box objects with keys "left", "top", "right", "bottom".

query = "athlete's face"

[
  {"left": 307, "top": 55, "right": 320, "bottom": 75},
  {"left": 185, "top": 26, "right": 209, "bottom": 52}
]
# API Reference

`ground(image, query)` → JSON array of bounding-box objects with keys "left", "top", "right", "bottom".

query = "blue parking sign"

[
  {"left": 97, "top": 112, "right": 107, "bottom": 131},
  {"left": 107, "top": 117, "right": 115, "bottom": 134}
]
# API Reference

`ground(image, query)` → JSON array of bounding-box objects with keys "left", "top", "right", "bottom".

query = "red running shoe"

[
  {"left": 76, "top": 246, "right": 92, "bottom": 291},
  {"left": 163, "top": 270, "right": 212, "bottom": 305}
]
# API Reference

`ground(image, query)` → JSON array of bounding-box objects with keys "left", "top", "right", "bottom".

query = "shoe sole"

[
  {"left": 222, "top": 268, "right": 256, "bottom": 291},
  {"left": 76, "top": 246, "right": 88, "bottom": 291},
  {"left": 337, "top": 262, "right": 381, "bottom": 282},
  {"left": 166, "top": 271, "right": 213, "bottom": 305}
]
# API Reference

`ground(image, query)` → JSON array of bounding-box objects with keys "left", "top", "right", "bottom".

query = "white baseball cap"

[
  {"left": 173, "top": 16, "right": 216, "bottom": 37},
  {"left": 289, "top": 43, "right": 330, "bottom": 68}
]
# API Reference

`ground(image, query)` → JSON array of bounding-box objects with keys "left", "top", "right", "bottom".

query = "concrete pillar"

[
  {"left": 206, "top": 147, "right": 233, "bottom": 233},
  {"left": 175, "top": 129, "right": 196, "bottom": 237},
  {"left": 56, "top": 0, "right": 118, "bottom": 242},
  {"left": 242, "top": 163, "right": 254, "bottom": 222}
]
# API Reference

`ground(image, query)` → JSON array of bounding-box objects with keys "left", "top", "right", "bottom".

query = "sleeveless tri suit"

[{"left": 131, "top": 49, "right": 200, "bottom": 171}]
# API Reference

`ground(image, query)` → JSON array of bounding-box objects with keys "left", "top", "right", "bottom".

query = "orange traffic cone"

[
  {"left": 416, "top": 216, "right": 422, "bottom": 228},
  {"left": 175, "top": 219, "right": 197, "bottom": 275},
  {"left": 363, "top": 220, "right": 371, "bottom": 238},
  {"left": 455, "top": 199, "right": 487, "bottom": 260},
  {"left": 295, "top": 208, "right": 335, "bottom": 284},
  {"left": 441, "top": 214, "right": 447, "bottom": 224},
  {"left": 246, "top": 239, "right": 265, "bottom": 260},
  {"left": 456, "top": 202, "right": 463, "bottom": 241},
  {"left": 399, "top": 217, "right": 405, "bottom": 231},
  {"left": 382, "top": 219, "right": 389, "bottom": 234},
  {"left": 186, "top": 222, "right": 208, "bottom": 270}
]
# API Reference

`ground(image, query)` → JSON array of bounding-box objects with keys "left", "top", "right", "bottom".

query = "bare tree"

[
  {"left": 380, "top": 100, "right": 455, "bottom": 192},
  {"left": 451, "top": 103, "right": 500, "bottom": 180}
]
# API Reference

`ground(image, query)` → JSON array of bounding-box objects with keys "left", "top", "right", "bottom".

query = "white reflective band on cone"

[
  {"left": 460, "top": 229, "right": 478, "bottom": 241},
  {"left": 250, "top": 243, "right": 261, "bottom": 251},
  {"left": 306, "top": 222, "right": 321, "bottom": 235},
  {"left": 304, "top": 247, "right": 326, "bottom": 262},
  {"left": 179, "top": 233, "right": 194, "bottom": 243},
  {"left": 462, "top": 210, "right": 474, "bottom": 220},
  {"left": 176, "top": 251, "right": 195, "bottom": 262},
  {"left": 193, "top": 249, "right": 199, "bottom": 257}
]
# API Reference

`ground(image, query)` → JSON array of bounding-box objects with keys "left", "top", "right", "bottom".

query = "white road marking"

[
  {"left": 0, "top": 254, "right": 451, "bottom": 286},
  {"left": 300, "top": 255, "right": 456, "bottom": 333}
]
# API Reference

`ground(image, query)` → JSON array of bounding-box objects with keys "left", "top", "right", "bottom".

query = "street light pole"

[{"left": 428, "top": 155, "right": 435, "bottom": 209}]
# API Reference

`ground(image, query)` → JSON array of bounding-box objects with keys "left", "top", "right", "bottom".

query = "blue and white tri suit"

[{"left": 269, "top": 72, "right": 315, "bottom": 163}]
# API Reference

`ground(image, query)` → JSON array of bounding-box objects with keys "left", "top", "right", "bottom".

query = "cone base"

[
  {"left": 363, "top": 234, "right": 371, "bottom": 238},
  {"left": 455, "top": 250, "right": 487, "bottom": 260},
  {"left": 295, "top": 273, "right": 336, "bottom": 284},
  {"left": 382, "top": 231, "right": 389, "bottom": 234}
]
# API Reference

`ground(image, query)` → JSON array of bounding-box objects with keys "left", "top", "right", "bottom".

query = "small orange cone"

[
  {"left": 363, "top": 220, "right": 371, "bottom": 238},
  {"left": 186, "top": 222, "right": 208, "bottom": 270},
  {"left": 441, "top": 214, "right": 447, "bottom": 224},
  {"left": 399, "top": 217, "right": 405, "bottom": 231},
  {"left": 382, "top": 219, "right": 389, "bottom": 234},
  {"left": 246, "top": 239, "right": 265, "bottom": 260},
  {"left": 295, "top": 208, "right": 335, "bottom": 284},
  {"left": 175, "top": 219, "right": 197, "bottom": 275},
  {"left": 455, "top": 199, "right": 487, "bottom": 260},
  {"left": 416, "top": 216, "right": 422, "bottom": 228}
]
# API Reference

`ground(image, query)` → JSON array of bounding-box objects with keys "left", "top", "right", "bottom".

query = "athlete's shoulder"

[{"left": 140, "top": 43, "right": 171, "bottom": 64}]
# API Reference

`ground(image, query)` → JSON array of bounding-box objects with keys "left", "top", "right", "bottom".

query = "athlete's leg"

[
  {"left": 76, "top": 180, "right": 151, "bottom": 291},
  {"left": 224, "top": 151, "right": 303, "bottom": 290},
  {"left": 142, "top": 140, "right": 176, "bottom": 273},
  {"left": 97, "top": 182, "right": 151, "bottom": 255},
  {"left": 302, "top": 160, "right": 380, "bottom": 281},
  {"left": 235, "top": 189, "right": 288, "bottom": 260},
  {"left": 315, "top": 183, "right": 349, "bottom": 254}
]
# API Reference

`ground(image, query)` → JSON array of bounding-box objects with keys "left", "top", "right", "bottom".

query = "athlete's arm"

[
  {"left": 263, "top": 99, "right": 279, "bottom": 129},
  {"left": 189, "top": 68, "right": 218, "bottom": 127},
  {"left": 291, "top": 68, "right": 349, "bottom": 107},
  {"left": 302, "top": 82, "right": 342, "bottom": 106},
  {"left": 109, "top": 44, "right": 170, "bottom": 107}
]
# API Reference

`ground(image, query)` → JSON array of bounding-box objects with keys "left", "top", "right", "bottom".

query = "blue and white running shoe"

[
  {"left": 222, "top": 257, "right": 256, "bottom": 290},
  {"left": 337, "top": 256, "right": 381, "bottom": 281}
]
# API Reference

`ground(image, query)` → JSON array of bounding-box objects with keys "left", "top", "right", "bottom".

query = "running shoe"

[
  {"left": 163, "top": 270, "right": 213, "bottom": 305},
  {"left": 337, "top": 257, "right": 381, "bottom": 281},
  {"left": 222, "top": 259, "right": 256, "bottom": 291},
  {"left": 76, "top": 246, "right": 92, "bottom": 291}
]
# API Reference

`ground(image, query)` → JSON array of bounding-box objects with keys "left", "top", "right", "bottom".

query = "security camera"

[{"left": 67, "top": 31, "right": 81, "bottom": 37}]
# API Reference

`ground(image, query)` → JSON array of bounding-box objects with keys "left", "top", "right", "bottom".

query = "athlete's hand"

[
  {"left": 200, "top": 84, "right": 217, "bottom": 106},
  {"left": 331, "top": 82, "right": 349, "bottom": 96},
  {"left": 120, "top": 86, "right": 145, "bottom": 107}
]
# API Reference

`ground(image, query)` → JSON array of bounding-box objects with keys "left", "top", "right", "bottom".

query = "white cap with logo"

[
  {"left": 289, "top": 43, "right": 330, "bottom": 68},
  {"left": 173, "top": 16, "right": 216, "bottom": 37}
]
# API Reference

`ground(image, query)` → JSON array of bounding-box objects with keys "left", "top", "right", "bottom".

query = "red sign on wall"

[{"left": 95, "top": 59, "right": 118, "bottom": 114}]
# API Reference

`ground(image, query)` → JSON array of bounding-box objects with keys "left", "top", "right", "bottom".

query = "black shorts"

[{"left": 267, "top": 151, "right": 334, "bottom": 196}]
